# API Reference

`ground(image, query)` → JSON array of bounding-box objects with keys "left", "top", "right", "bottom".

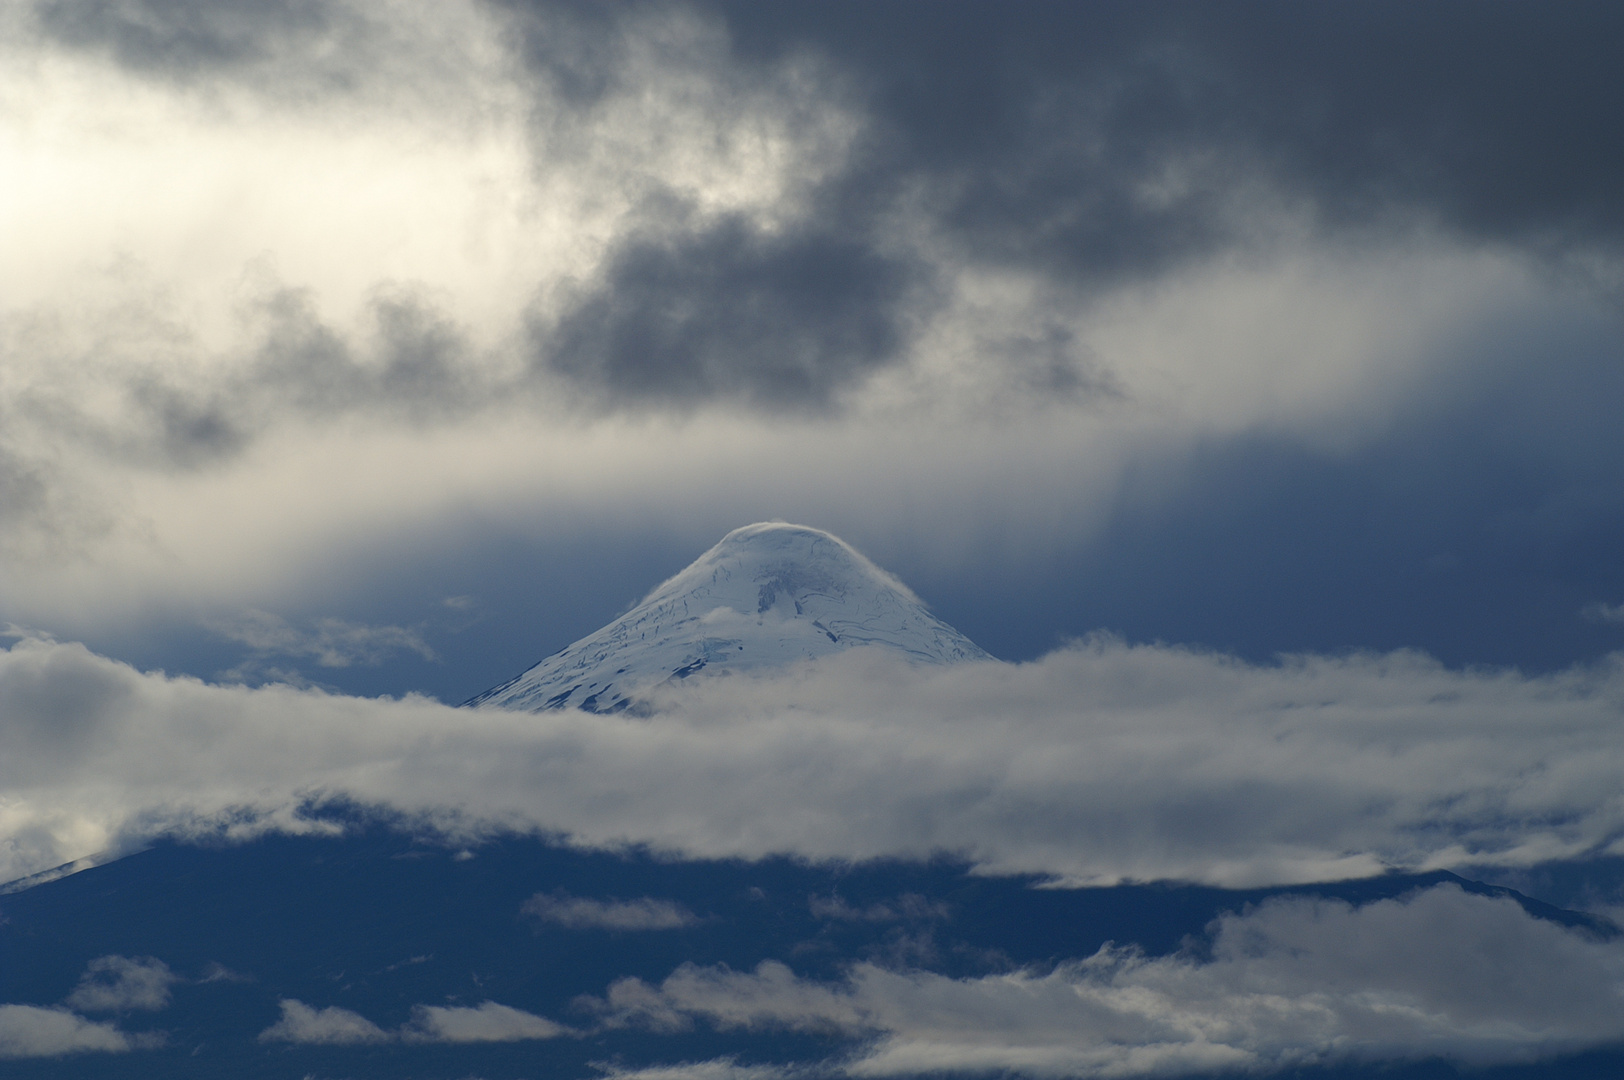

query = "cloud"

[
  {"left": 523, "top": 891, "right": 698, "bottom": 931},
  {"left": 403, "top": 1000, "right": 569, "bottom": 1043},
  {"left": 717, "top": 3, "right": 1624, "bottom": 267},
  {"left": 0, "top": 1005, "right": 148, "bottom": 1058},
  {"left": 11, "top": 634, "right": 1624, "bottom": 891},
  {"left": 257, "top": 999, "right": 389, "bottom": 1045},
  {"left": 590, "top": 884, "right": 1624, "bottom": 1076},
  {"left": 64, "top": 956, "right": 178, "bottom": 1012},
  {"left": 258, "top": 997, "right": 567, "bottom": 1045},
  {"left": 595, "top": 1059, "right": 794, "bottom": 1080},
  {"left": 24, "top": 0, "right": 513, "bottom": 117},
  {"left": 30, "top": 0, "right": 360, "bottom": 84},
  {"left": 808, "top": 893, "right": 949, "bottom": 923},
  {"left": 534, "top": 213, "right": 923, "bottom": 411},
  {"left": 207, "top": 608, "right": 435, "bottom": 671},
  {"left": 1584, "top": 602, "right": 1624, "bottom": 626}
]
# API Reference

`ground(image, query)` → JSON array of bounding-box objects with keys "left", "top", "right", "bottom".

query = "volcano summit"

[{"left": 468, "top": 522, "right": 990, "bottom": 712}]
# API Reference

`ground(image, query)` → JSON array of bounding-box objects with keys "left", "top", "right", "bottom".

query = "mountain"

[{"left": 467, "top": 522, "right": 991, "bottom": 712}]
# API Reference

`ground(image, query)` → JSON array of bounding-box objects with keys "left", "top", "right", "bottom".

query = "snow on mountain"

[{"left": 468, "top": 522, "right": 991, "bottom": 713}]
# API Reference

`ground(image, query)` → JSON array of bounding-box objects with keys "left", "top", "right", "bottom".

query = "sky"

[{"left": 5, "top": 1, "right": 1624, "bottom": 1075}]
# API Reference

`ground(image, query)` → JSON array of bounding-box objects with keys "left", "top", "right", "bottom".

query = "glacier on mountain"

[{"left": 468, "top": 522, "right": 990, "bottom": 713}]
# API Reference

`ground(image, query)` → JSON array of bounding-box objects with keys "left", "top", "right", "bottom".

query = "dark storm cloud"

[
  {"left": 499, "top": 0, "right": 1624, "bottom": 408},
  {"left": 534, "top": 214, "right": 923, "bottom": 410},
  {"left": 711, "top": 0, "right": 1624, "bottom": 264}
]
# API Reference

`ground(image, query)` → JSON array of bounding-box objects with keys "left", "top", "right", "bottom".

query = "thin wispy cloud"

[
  {"left": 1583, "top": 602, "right": 1624, "bottom": 626},
  {"left": 207, "top": 609, "right": 435, "bottom": 671},
  {"left": 523, "top": 891, "right": 698, "bottom": 931}
]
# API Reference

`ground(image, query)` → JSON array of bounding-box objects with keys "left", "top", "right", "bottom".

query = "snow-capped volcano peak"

[{"left": 468, "top": 522, "right": 990, "bottom": 713}]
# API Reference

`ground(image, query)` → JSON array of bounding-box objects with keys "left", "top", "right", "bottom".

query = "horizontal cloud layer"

[
  {"left": 4, "top": 633, "right": 1624, "bottom": 888},
  {"left": 589, "top": 884, "right": 1624, "bottom": 1076}
]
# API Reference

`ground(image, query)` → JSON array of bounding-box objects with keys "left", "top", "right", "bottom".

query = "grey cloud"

[
  {"left": 0, "top": 451, "right": 51, "bottom": 531},
  {"left": 493, "top": 0, "right": 1624, "bottom": 415},
  {"left": 257, "top": 997, "right": 567, "bottom": 1044},
  {"left": 595, "top": 885, "right": 1624, "bottom": 1075},
  {"left": 710, "top": 1, "right": 1624, "bottom": 273},
  {"left": 64, "top": 956, "right": 177, "bottom": 1013},
  {"left": 522, "top": 891, "right": 698, "bottom": 931},
  {"left": 256, "top": 999, "right": 389, "bottom": 1045},
  {"left": 492, "top": 0, "right": 633, "bottom": 109},
  {"left": 535, "top": 214, "right": 922, "bottom": 411},
  {"left": 242, "top": 285, "right": 485, "bottom": 425},
  {"left": 207, "top": 609, "right": 435, "bottom": 671},
  {"left": 29, "top": 0, "right": 387, "bottom": 96},
  {"left": 0, "top": 1005, "right": 147, "bottom": 1058},
  {"left": 402, "top": 1000, "right": 569, "bottom": 1042},
  {"left": 0, "top": 638, "right": 126, "bottom": 781},
  {"left": 808, "top": 893, "right": 948, "bottom": 924},
  {"left": 0, "top": 280, "right": 492, "bottom": 488},
  {"left": 597, "top": 1062, "right": 791, "bottom": 1080},
  {"left": 1584, "top": 603, "right": 1624, "bottom": 627},
  {"left": 13, "top": 633, "right": 1624, "bottom": 890}
]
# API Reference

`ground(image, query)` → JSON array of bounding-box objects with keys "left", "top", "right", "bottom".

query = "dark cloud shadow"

[
  {"left": 532, "top": 213, "right": 926, "bottom": 411},
  {"left": 714, "top": 0, "right": 1624, "bottom": 264}
]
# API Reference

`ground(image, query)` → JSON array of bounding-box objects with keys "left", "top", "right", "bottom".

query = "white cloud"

[
  {"left": 9, "top": 634, "right": 1624, "bottom": 890},
  {"left": 523, "top": 891, "right": 698, "bottom": 931},
  {"left": 403, "top": 1000, "right": 569, "bottom": 1043},
  {"left": 65, "top": 955, "right": 177, "bottom": 1012},
  {"left": 257, "top": 999, "right": 390, "bottom": 1045},
  {"left": 590, "top": 884, "right": 1624, "bottom": 1076},
  {"left": 0, "top": 1005, "right": 146, "bottom": 1058}
]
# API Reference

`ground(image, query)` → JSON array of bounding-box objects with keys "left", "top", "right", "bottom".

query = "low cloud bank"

[
  {"left": 3, "top": 634, "right": 1624, "bottom": 888},
  {"left": 589, "top": 885, "right": 1624, "bottom": 1076}
]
